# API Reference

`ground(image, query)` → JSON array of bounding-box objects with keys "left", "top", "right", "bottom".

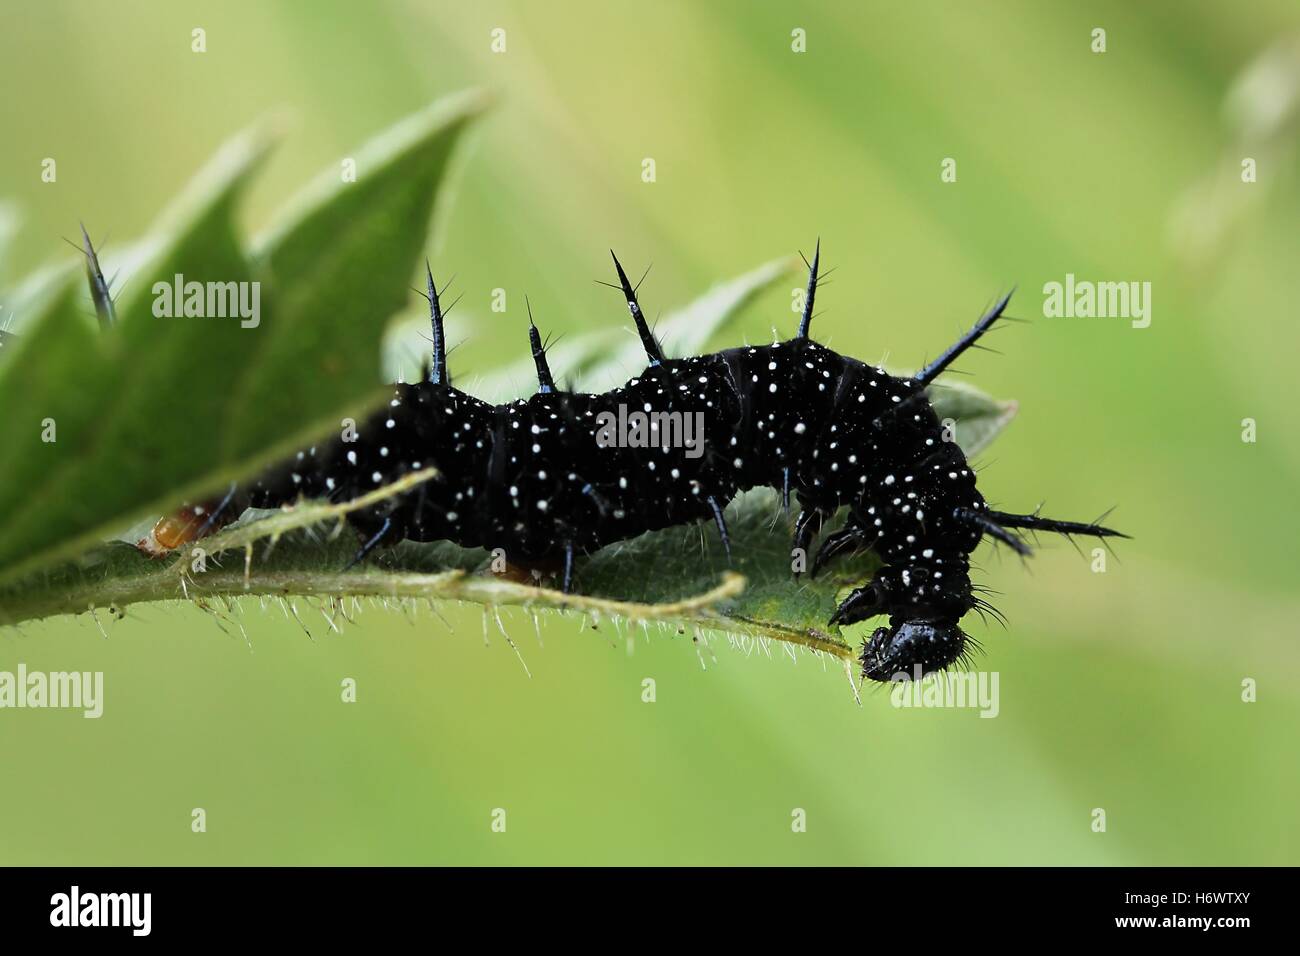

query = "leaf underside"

[{"left": 0, "top": 98, "right": 1018, "bottom": 664}]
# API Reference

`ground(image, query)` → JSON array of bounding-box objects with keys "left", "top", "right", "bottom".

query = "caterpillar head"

[{"left": 859, "top": 618, "right": 968, "bottom": 683}]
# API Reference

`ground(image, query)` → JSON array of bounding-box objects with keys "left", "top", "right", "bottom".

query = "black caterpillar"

[{"left": 148, "top": 245, "right": 1126, "bottom": 682}]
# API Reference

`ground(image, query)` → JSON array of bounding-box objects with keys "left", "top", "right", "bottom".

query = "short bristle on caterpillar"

[{"left": 140, "top": 243, "right": 1126, "bottom": 683}]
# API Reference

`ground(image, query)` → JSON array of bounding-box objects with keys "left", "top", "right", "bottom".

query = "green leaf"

[
  {"left": 228, "top": 89, "right": 490, "bottom": 463},
  {"left": 0, "top": 92, "right": 488, "bottom": 585},
  {"left": 925, "top": 379, "right": 1019, "bottom": 458},
  {"left": 0, "top": 249, "right": 1016, "bottom": 670}
]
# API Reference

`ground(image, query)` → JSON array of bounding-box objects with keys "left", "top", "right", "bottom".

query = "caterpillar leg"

[
  {"left": 790, "top": 501, "right": 829, "bottom": 578},
  {"left": 344, "top": 516, "right": 394, "bottom": 571},
  {"left": 828, "top": 578, "right": 886, "bottom": 627},
  {"left": 809, "top": 524, "right": 876, "bottom": 578},
  {"left": 562, "top": 541, "right": 576, "bottom": 594},
  {"left": 706, "top": 496, "right": 732, "bottom": 562}
]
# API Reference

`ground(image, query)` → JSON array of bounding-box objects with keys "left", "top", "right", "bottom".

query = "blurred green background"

[{"left": 1, "top": 0, "right": 1298, "bottom": 865}]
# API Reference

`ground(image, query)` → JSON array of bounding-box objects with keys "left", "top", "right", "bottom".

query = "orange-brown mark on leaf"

[{"left": 136, "top": 502, "right": 234, "bottom": 558}]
